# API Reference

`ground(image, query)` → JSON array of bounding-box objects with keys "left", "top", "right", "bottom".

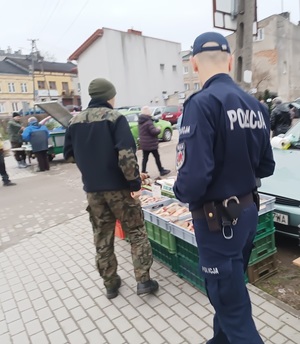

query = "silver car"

[{"left": 259, "top": 121, "right": 300, "bottom": 241}]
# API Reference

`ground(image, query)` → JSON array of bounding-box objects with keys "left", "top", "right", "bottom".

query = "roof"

[
  {"left": 68, "top": 27, "right": 181, "bottom": 61},
  {"left": 0, "top": 60, "right": 29, "bottom": 75},
  {"left": 68, "top": 29, "right": 104, "bottom": 61},
  {"left": 5, "top": 57, "right": 77, "bottom": 74}
]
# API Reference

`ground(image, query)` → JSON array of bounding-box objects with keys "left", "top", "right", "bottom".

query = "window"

[
  {"left": 38, "top": 81, "right": 45, "bottom": 89},
  {"left": 253, "top": 28, "right": 264, "bottom": 42},
  {"left": 0, "top": 83, "right": 2, "bottom": 92},
  {"left": 21, "top": 83, "right": 27, "bottom": 93},
  {"left": 184, "top": 83, "right": 190, "bottom": 91},
  {"left": 194, "top": 83, "right": 200, "bottom": 90},
  {"left": 12, "top": 102, "right": 19, "bottom": 111},
  {"left": 183, "top": 66, "right": 189, "bottom": 74},
  {"left": 62, "top": 82, "right": 69, "bottom": 92},
  {"left": 172, "top": 65, "right": 177, "bottom": 72},
  {"left": 49, "top": 81, "right": 56, "bottom": 90},
  {"left": 77, "top": 83, "right": 81, "bottom": 93},
  {"left": 8, "top": 82, "right": 15, "bottom": 93},
  {"left": 160, "top": 64, "right": 165, "bottom": 71},
  {"left": 0, "top": 103, "right": 5, "bottom": 113}
]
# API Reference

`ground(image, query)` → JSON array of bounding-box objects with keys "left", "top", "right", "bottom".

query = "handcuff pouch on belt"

[{"left": 203, "top": 196, "right": 242, "bottom": 235}]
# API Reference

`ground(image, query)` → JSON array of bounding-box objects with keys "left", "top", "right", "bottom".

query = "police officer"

[
  {"left": 173, "top": 32, "right": 275, "bottom": 344},
  {"left": 64, "top": 78, "right": 158, "bottom": 299}
]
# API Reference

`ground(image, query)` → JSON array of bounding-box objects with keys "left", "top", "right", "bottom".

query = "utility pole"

[
  {"left": 234, "top": 0, "right": 256, "bottom": 92},
  {"left": 28, "top": 39, "right": 39, "bottom": 109}
]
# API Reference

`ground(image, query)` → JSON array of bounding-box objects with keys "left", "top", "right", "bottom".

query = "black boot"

[
  {"left": 106, "top": 275, "right": 121, "bottom": 299},
  {"left": 160, "top": 169, "right": 171, "bottom": 176},
  {"left": 3, "top": 180, "right": 16, "bottom": 186},
  {"left": 137, "top": 279, "right": 159, "bottom": 295}
]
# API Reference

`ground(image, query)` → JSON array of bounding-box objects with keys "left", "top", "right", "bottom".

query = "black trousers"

[
  {"left": 11, "top": 142, "right": 26, "bottom": 162},
  {"left": 142, "top": 149, "right": 163, "bottom": 173},
  {"left": 35, "top": 150, "right": 50, "bottom": 171},
  {"left": 0, "top": 150, "right": 9, "bottom": 182}
]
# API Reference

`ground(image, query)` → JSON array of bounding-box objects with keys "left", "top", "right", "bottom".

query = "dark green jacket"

[{"left": 7, "top": 120, "right": 23, "bottom": 143}]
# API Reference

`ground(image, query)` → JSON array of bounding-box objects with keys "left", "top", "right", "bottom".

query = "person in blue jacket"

[
  {"left": 173, "top": 32, "right": 275, "bottom": 344},
  {"left": 22, "top": 117, "right": 50, "bottom": 172}
]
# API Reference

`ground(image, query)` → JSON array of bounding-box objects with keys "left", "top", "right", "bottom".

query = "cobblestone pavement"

[
  {"left": 1, "top": 140, "right": 300, "bottom": 343},
  {"left": 0, "top": 214, "right": 300, "bottom": 344},
  {"left": 0, "top": 155, "right": 86, "bottom": 251}
]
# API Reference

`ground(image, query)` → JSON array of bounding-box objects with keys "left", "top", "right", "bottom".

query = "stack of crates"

[
  {"left": 141, "top": 189, "right": 276, "bottom": 290},
  {"left": 247, "top": 209, "right": 278, "bottom": 284}
]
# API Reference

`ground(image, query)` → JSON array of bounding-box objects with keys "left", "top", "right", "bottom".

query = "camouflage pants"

[{"left": 86, "top": 189, "right": 153, "bottom": 288}]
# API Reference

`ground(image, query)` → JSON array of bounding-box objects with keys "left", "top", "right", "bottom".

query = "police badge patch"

[{"left": 176, "top": 142, "right": 185, "bottom": 170}]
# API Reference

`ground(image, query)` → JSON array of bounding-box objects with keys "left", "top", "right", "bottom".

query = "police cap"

[{"left": 192, "top": 32, "right": 231, "bottom": 56}]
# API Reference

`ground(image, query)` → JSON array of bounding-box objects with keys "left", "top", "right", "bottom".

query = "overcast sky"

[{"left": 1, "top": 0, "right": 299, "bottom": 62}]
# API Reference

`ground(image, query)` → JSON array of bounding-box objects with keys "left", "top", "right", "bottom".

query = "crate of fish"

[
  {"left": 143, "top": 199, "right": 190, "bottom": 231},
  {"left": 258, "top": 194, "right": 275, "bottom": 216},
  {"left": 168, "top": 218, "right": 197, "bottom": 247},
  {"left": 140, "top": 189, "right": 169, "bottom": 208}
]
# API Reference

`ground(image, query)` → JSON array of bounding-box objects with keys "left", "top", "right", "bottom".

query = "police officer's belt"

[{"left": 191, "top": 193, "right": 254, "bottom": 220}]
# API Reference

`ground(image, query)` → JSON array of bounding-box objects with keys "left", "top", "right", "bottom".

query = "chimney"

[
  {"left": 127, "top": 29, "right": 142, "bottom": 36},
  {"left": 280, "top": 12, "right": 290, "bottom": 20}
]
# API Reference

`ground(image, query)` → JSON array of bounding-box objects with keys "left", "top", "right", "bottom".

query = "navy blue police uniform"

[{"left": 173, "top": 33, "right": 275, "bottom": 344}]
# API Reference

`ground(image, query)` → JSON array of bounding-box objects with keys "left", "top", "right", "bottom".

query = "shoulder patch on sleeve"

[
  {"left": 176, "top": 142, "right": 186, "bottom": 171},
  {"left": 179, "top": 124, "right": 196, "bottom": 138}
]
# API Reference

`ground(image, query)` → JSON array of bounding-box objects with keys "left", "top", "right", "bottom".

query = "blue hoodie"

[{"left": 22, "top": 120, "right": 50, "bottom": 153}]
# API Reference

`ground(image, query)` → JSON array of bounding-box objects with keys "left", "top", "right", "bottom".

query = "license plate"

[
  {"left": 273, "top": 211, "right": 289, "bottom": 225},
  {"left": 166, "top": 114, "right": 173, "bottom": 118}
]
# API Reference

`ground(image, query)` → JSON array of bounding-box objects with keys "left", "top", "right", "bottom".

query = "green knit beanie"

[{"left": 88, "top": 78, "right": 116, "bottom": 101}]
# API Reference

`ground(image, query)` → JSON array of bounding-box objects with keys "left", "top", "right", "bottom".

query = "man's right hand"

[{"left": 131, "top": 190, "right": 141, "bottom": 199}]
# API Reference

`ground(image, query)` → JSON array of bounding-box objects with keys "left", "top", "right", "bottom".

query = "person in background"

[
  {"left": 0, "top": 134, "right": 16, "bottom": 186},
  {"left": 270, "top": 97, "right": 292, "bottom": 137},
  {"left": 64, "top": 78, "right": 159, "bottom": 299},
  {"left": 173, "top": 32, "right": 275, "bottom": 344},
  {"left": 138, "top": 106, "right": 170, "bottom": 176},
  {"left": 22, "top": 117, "right": 50, "bottom": 172},
  {"left": 7, "top": 112, "right": 27, "bottom": 168}
]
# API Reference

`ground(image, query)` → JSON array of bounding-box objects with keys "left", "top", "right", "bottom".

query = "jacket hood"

[
  {"left": 30, "top": 120, "right": 40, "bottom": 127},
  {"left": 138, "top": 114, "right": 152, "bottom": 124}
]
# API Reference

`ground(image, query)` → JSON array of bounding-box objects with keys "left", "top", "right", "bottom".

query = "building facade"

[
  {"left": 227, "top": 13, "right": 300, "bottom": 101},
  {"left": 69, "top": 28, "right": 184, "bottom": 108},
  {"left": 0, "top": 52, "right": 80, "bottom": 117},
  {"left": 0, "top": 60, "right": 32, "bottom": 117}
]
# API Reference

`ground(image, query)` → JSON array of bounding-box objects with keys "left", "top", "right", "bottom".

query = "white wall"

[{"left": 76, "top": 28, "right": 184, "bottom": 108}]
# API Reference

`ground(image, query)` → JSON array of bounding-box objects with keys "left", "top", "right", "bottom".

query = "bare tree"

[{"left": 252, "top": 62, "right": 271, "bottom": 91}]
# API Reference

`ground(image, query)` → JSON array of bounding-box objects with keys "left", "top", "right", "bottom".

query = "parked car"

[
  {"left": 123, "top": 111, "right": 173, "bottom": 145},
  {"left": 161, "top": 105, "right": 183, "bottom": 124},
  {"left": 259, "top": 121, "right": 300, "bottom": 241},
  {"left": 117, "top": 106, "right": 141, "bottom": 113},
  {"left": 149, "top": 106, "right": 165, "bottom": 120}
]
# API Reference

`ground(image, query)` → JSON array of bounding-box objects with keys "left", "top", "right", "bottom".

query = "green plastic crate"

[
  {"left": 149, "top": 239, "right": 178, "bottom": 272},
  {"left": 175, "top": 238, "right": 206, "bottom": 293},
  {"left": 249, "top": 230, "right": 277, "bottom": 265},
  {"left": 176, "top": 238, "right": 249, "bottom": 292},
  {"left": 257, "top": 212, "right": 274, "bottom": 237},
  {"left": 145, "top": 221, "right": 177, "bottom": 253}
]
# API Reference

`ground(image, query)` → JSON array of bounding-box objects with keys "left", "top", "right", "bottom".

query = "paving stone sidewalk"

[{"left": 0, "top": 214, "right": 299, "bottom": 344}]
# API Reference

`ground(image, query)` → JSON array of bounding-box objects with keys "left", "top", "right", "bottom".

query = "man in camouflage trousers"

[{"left": 64, "top": 78, "right": 159, "bottom": 299}]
